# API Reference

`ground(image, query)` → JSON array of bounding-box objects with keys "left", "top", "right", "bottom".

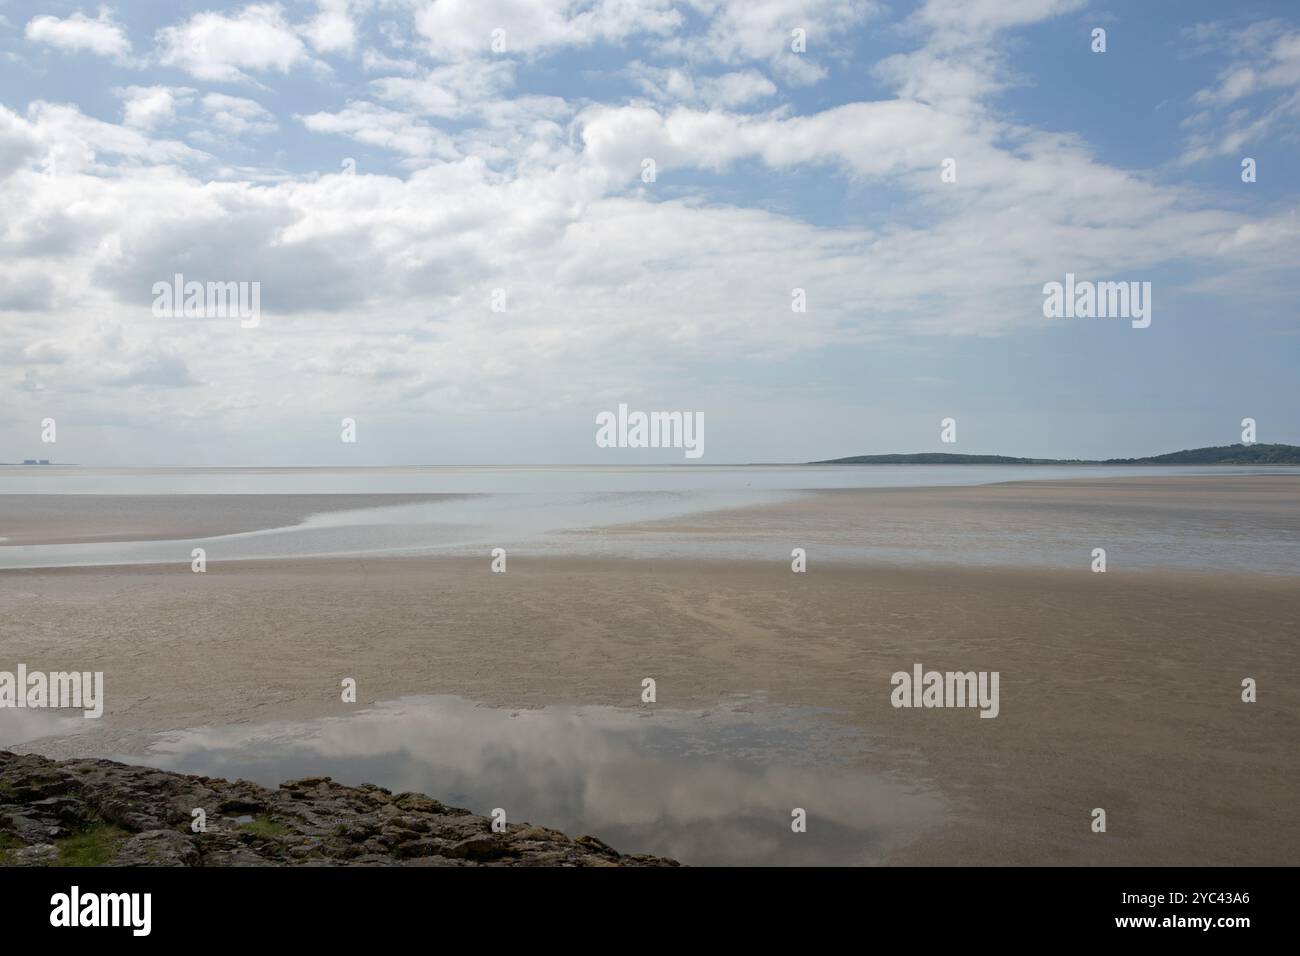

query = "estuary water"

[{"left": 0, "top": 464, "right": 1296, "bottom": 572}]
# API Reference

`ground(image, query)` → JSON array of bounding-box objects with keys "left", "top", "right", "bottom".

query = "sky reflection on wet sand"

[{"left": 131, "top": 694, "right": 945, "bottom": 866}]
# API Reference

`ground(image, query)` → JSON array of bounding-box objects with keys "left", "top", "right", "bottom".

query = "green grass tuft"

[
  {"left": 0, "top": 832, "right": 26, "bottom": 866},
  {"left": 238, "top": 815, "right": 288, "bottom": 838},
  {"left": 55, "top": 824, "right": 129, "bottom": 867}
]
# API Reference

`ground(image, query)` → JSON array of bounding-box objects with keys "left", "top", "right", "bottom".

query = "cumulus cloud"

[
  {"left": 577, "top": 100, "right": 983, "bottom": 184},
  {"left": 0, "top": 107, "right": 43, "bottom": 179},
  {"left": 25, "top": 101, "right": 209, "bottom": 171},
  {"left": 156, "top": 4, "right": 316, "bottom": 82},
  {"left": 116, "top": 86, "right": 194, "bottom": 130},
  {"left": 302, "top": 0, "right": 358, "bottom": 54},
  {"left": 25, "top": 8, "right": 133, "bottom": 62}
]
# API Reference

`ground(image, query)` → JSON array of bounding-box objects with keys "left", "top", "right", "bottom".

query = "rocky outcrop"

[{"left": 0, "top": 751, "right": 677, "bottom": 867}]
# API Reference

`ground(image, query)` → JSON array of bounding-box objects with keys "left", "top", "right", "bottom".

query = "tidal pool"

[{"left": 128, "top": 694, "right": 946, "bottom": 866}]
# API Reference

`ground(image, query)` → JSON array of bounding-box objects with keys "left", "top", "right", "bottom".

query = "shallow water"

[
  {"left": 121, "top": 694, "right": 945, "bottom": 866},
  {"left": 2, "top": 464, "right": 1297, "bottom": 571},
  {"left": 0, "top": 709, "right": 87, "bottom": 749},
  {"left": 4, "top": 462, "right": 1293, "bottom": 496}
]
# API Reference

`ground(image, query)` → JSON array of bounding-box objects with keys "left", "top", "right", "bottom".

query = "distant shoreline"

[{"left": 809, "top": 443, "right": 1300, "bottom": 466}]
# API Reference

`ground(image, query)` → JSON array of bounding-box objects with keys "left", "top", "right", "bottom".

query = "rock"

[
  {"left": 443, "top": 834, "right": 520, "bottom": 861},
  {"left": 392, "top": 793, "right": 459, "bottom": 815},
  {"left": 573, "top": 834, "right": 620, "bottom": 859},
  {"left": 217, "top": 798, "right": 264, "bottom": 814},
  {"left": 393, "top": 837, "right": 446, "bottom": 859},
  {"left": 282, "top": 776, "right": 332, "bottom": 789},
  {"left": 28, "top": 796, "right": 87, "bottom": 825},
  {"left": 113, "top": 830, "right": 201, "bottom": 867},
  {"left": 513, "top": 824, "right": 568, "bottom": 843},
  {"left": 0, "top": 750, "right": 679, "bottom": 867},
  {"left": 12, "top": 844, "right": 58, "bottom": 866}
]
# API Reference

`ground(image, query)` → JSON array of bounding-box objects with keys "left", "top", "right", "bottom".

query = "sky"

[{"left": 0, "top": 0, "right": 1297, "bottom": 465}]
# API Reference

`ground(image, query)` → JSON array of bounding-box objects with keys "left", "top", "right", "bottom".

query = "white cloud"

[
  {"left": 0, "top": 106, "right": 43, "bottom": 179},
  {"left": 2, "top": 91, "right": 1290, "bottom": 402},
  {"left": 1194, "top": 33, "right": 1300, "bottom": 107},
  {"left": 911, "top": 0, "right": 1085, "bottom": 38},
  {"left": 156, "top": 4, "right": 315, "bottom": 82},
  {"left": 578, "top": 100, "right": 982, "bottom": 183},
  {"left": 628, "top": 63, "right": 777, "bottom": 108},
  {"left": 303, "top": 0, "right": 357, "bottom": 55},
  {"left": 874, "top": 0, "right": 1085, "bottom": 110},
  {"left": 300, "top": 101, "right": 459, "bottom": 159},
  {"left": 25, "top": 7, "right": 133, "bottom": 62},
  {"left": 661, "top": 0, "right": 880, "bottom": 86},
  {"left": 1182, "top": 22, "right": 1300, "bottom": 163},
  {"left": 201, "top": 93, "right": 279, "bottom": 136},
  {"left": 20, "top": 101, "right": 210, "bottom": 173},
  {"left": 370, "top": 61, "right": 518, "bottom": 118},
  {"left": 412, "top": 0, "right": 683, "bottom": 60},
  {"left": 361, "top": 48, "right": 419, "bottom": 74},
  {"left": 116, "top": 86, "right": 193, "bottom": 130},
  {"left": 357, "top": 62, "right": 576, "bottom": 171}
]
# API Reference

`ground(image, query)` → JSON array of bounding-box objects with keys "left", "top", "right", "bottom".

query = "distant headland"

[{"left": 811, "top": 443, "right": 1300, "bottom": 465}]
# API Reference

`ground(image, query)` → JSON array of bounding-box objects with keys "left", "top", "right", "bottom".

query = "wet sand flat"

[
  {"left": 2, "top": 552, "right": 1297, "bottom": 865},
  {"left": 609, "top": 473, "right": 1300, "bottom": 532},
  {"left": 0, "top": 494, "right": 459, "bottom": 546},
  {"left": 590, "top": 474, "right": 1300, "bottom": 573}
]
